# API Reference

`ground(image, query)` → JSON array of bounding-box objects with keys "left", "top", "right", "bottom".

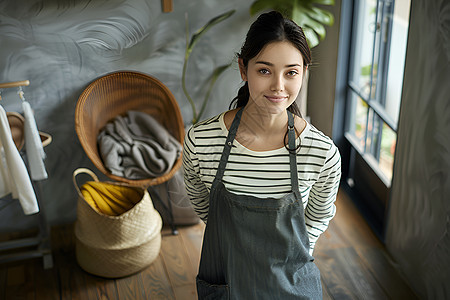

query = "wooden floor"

[{"left": 0, "top": 190, "right": 418, "bottom": 299}]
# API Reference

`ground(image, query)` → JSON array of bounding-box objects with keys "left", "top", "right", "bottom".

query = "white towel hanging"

[
  {"left": 22, "top": 101, "right": 48, "bottom": 180},
  {"left": 0, "top": 104, "right": 39, "bottom": 215}
]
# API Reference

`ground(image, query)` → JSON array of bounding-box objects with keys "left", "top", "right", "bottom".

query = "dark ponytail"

[
  {"left": 229, "top": 11, "right": 311, "bottom": 118},
  {"left": 232, "top": 82, "right": 250, "bottom": 109}
]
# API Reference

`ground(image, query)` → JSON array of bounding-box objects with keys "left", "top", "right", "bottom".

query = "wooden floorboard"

[
  {"left": 357, "top": 247, "right": 418, "bottom": 300},
  {"left": 318, "top": 247, "right": 388, "bottom": 299},
  {"left": 0, "top": 266, "right": 6, "bottom": 299},
  {"left": 115, "top": 273, "right": 146, "bottom": 299},
  {"left": 140, "top": 255, "right": 175, "bottom": 299},
  {"left": 34, "top": 260, "right": 60, "bottom": 300},
  {"left": 0, "top": 189, "right": 417, "bottom": 299},
  {"left": 160, "top": 232, "right": 196, "bottom": 289},
  {"left": 178, "top": 225, "right": 204, "bottom": 276}
]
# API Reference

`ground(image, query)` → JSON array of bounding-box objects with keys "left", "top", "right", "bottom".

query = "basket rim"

[{"left": 75, "top": 70, "right": 184, "bottom": 187}]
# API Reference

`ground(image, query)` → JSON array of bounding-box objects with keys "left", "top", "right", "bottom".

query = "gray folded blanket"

[{"left": 97, "top": 111, "right": 182, "bottom": 180}]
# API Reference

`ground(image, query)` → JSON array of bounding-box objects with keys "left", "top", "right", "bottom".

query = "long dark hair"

[{"left": 229, "top": 11, "right": 311, "bottom": 117}]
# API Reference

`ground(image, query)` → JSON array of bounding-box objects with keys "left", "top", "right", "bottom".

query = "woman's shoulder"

[
  {"left": 303, "top": 123, "right": 337, "bottom": 151},
  {"left": 188, "top": 112, "right": 224, "bottom": 131},
  {"left": 223, "top": 108, "right": 240, "bottom": 130},
  {"left": 184, "top": 111, "right": 229, "bottom": 152},
  {"left": 185, "top": 111, "right": 228, "bottom": 142}
]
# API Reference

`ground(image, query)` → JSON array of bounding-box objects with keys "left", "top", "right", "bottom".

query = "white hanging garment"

[
  {"left": 22, "top": 101, "right": 47, "bottom": 180},
  {"left": 0, "top": 147, "right": 12, "bottom": 198},
  {"left": 0, "top": 105, "right": 39, "bottom": 215}
]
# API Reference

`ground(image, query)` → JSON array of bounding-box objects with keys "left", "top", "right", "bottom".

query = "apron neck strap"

[
  {"left": 214, "top": 107, "right": 244, "bottom": 182},
  {"left": 287, "top": 111, "right": 300, "bottom": 195},
  {"left": 214, "top": 108, "right": 300, "bottom": 196}
]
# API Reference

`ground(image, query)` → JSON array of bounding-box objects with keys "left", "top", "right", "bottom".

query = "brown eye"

[{"left": 259, "top": 69, "right": 270, "bottom": 75}]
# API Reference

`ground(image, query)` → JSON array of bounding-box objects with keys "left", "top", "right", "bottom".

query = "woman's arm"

[
  {"left": 182, "top": 126, "right": 210, "bottom": 223},
  {"left": 304, "top": 144, "right": 341, "bottom": 255}
]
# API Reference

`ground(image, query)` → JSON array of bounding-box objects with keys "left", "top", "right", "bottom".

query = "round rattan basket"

[{"left": 75, "top": 71, "right": 184, "bottom": 188}]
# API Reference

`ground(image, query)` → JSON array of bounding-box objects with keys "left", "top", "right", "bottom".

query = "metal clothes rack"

[{"left": 0, "top": 80, "right": 53, "bottom": 269}]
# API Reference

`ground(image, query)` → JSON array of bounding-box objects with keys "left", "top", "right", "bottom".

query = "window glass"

[
  {"left": 346, "top": 0, "right": 411, "bottom": 184},
  {"left": 379, "top": 122, "right": 396, "bottom": 180},
  {"left": 353, "top": 95, "right": 368, "bottom": 150},
  {"left": 384, "top": 0, "right": 411, "bottom": 124},
  {"left": 350, "top": 0, "right": 378, "bottom": 99}
]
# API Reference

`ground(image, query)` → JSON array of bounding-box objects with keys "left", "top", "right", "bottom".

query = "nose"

[{"left": 270, "top": 74, "right": 284, "bottom": 91}]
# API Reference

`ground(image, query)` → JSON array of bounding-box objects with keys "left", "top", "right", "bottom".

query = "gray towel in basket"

[{"left": 98, "top": 111, "right": 182, "bottom": 180}]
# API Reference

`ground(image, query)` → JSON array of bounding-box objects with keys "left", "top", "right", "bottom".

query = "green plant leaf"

[
  {"left": 197, "top": 63, "right": 231, "bottom": 122},
  {"left": 293, "top": 8, "right": 326, "bottom": 41},
  {"left": 302, "top": 27, "right": 320, "bottom": 48},
  {"left": 183, "top": 10, "right": 235, "bottom": 124},
  {"left": 361, "top": 65, "right": 372, "bottom": 76},
  {"left": 292, "top": 4, "right": 308, "bottom": 26},
  {"left": 305, "top": 16, "right": 327, "bottom": 40},
  {"left": 250, "top": 0, "right": 335, "bottom": 48},
  {"left": 361, "top": 64, "right": 377, "bottom": 76},
  {"left": 251, "top": 0, "right": 295, "bottom": 18},
  {"left": 250, "top": 0, "right": 276, "bottom": 15},
  {"left": 292, "top": 1, "right": 331, "bottom": 45},
  {"left": 308, "top": 6, "right": 334, "bottom": 26},
  {"left": 211, "top": 64, "right": 231, "bottom": 82},
  {"left": 311, "top": 0, "right": 335, "bottom": 5},
  {"left": 187, "top": 10, "right": 235, "bottom": 55}
]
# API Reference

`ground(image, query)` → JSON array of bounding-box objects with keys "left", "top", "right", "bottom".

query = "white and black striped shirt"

[{"left": 182, "top": 112, "right": 341, "bottom": 253}]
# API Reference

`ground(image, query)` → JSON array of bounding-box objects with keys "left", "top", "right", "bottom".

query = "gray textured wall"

[
  {"left": 307, "top": 0, "right": 341, "bottom": 138},
  {"left": 0, "top": 0, "right": 253, "bottom": 232},
  {"left": 385, "top": 0, "right": 450, "bottom": 298}
]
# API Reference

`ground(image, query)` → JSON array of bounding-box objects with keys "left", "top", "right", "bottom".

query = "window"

[
  {"left": 334, "top": 0, "right": 411, "bottom": 237},
  {"left": 346, "top": 0, "right": 410, "bottom": 184}
]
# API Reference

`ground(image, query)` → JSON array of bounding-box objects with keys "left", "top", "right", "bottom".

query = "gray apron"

[{"left": 196, "top": 108, "right": 322, "bottom": 299}]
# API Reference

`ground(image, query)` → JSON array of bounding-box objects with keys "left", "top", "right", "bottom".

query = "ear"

[{"left": 238, "top": 58, "right": 247, "bottom": 81}]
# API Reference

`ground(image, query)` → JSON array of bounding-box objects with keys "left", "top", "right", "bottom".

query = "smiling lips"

[{"left": 265, "top": 95, "right": 288, "bottom": 103}]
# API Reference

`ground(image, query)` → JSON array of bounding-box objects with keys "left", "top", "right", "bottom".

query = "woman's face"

[{"left": 239, "top": 41, "right": 305, "bottom": 115}]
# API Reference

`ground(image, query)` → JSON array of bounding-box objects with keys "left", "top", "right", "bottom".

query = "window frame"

[{"left": 333, "top": 0, "right": 405, "bottom": 240}]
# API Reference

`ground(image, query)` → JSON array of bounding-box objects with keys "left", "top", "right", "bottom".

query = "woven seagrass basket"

[
  {"left": 73, "top": 168, "right": 162, "bottom": 278},
  {"left": 75, "top": 71, "right": 184, "bottom": 188}
]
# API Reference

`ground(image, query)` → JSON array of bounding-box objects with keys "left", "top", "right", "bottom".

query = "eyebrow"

[{"left": 255, "top": 61, "right": 302, "bottom": 68}]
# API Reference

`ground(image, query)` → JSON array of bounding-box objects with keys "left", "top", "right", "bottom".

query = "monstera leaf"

[{"left": 250, "top": 0, "right": 335, "bottom": 48}]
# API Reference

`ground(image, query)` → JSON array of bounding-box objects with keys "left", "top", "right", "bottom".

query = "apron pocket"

[{"left": 196, "top": 276, "right": 230, "bottom": 300}]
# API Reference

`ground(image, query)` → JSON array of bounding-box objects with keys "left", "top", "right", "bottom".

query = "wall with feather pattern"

[{"left": 0, "top": 0, "right": 253, "bottom": 231}]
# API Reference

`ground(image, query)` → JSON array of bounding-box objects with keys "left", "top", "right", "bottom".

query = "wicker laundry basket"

[
  {"left": 73, "top": 168, "right": 162, "bottom": 278},
  {"left": 75, "top": 71, "right": 184, "bottom": 188}
]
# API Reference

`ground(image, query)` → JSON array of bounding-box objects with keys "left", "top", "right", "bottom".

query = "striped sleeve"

[
  {"left": 182, "top": 125, "right": 210, "bottom": 223},
  {"left": 305, "top": 142, "right": 341, "bottom": 254}
]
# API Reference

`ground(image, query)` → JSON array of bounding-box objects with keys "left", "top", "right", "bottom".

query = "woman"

[{"left": 183, "top": 11, "right": 341, "bottom": 299}]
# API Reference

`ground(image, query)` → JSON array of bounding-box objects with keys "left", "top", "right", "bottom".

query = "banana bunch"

[{"left": 80, "top": 181, "right": 143, "bottom": 216}]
